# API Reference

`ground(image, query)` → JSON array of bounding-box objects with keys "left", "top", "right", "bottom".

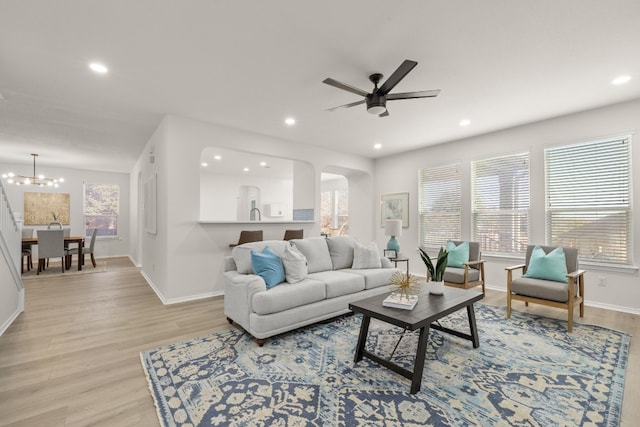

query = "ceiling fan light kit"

[{"left": 324, "top": 59, "right": 440, "bottom": 117}]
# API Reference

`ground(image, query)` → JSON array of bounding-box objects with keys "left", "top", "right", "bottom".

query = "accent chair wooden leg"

[
  {"left": 506, "top": 293, "right": 511, "bottom": 318},
  {"left": 256, "top": 338, "right": 266, "bottom": 347}
]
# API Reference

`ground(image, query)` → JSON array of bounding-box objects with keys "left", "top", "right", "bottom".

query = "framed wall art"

[
  {"left": 380, "top": 192, "right": 409, "bottom": 228},
  {"left": 24, "top": 192, "right": 70, "bottom": 225}
]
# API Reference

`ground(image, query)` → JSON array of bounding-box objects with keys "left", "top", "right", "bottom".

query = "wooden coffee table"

[{"left": 349, "top": 286, "right": 484, "bottom": 394}]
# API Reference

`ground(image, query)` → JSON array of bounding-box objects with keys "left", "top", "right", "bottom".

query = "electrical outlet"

[{"left": 598, "top": 276, "right": 606, "bottom": 287}]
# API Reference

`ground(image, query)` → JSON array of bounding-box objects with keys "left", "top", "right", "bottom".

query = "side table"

[{"left": 390, "top": 258, "right": 409, "bottom": 276}]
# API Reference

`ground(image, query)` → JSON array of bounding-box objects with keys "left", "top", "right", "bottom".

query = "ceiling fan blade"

[
  {"left": 322, "top": 78, "right": 369, "bottom": 97},
  {"left": 379, "top": 110, "right": 390, "bottom": 118},
  {"left": 326, "top": 99, "right": 365, "bottom": 112},
  {"left": 377, "top": 60, "right": 418, "bottom": 95},
  {"left": 387, "top": 89, "right": 440, "bottom": 100}
]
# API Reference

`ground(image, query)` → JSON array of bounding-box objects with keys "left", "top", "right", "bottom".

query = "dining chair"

[
  {"left": 48, "top": 222, "right": 63, "bottom": 229},
  {"left": 283, "top": 229, "right": 303, "bottom": 241},
  {"left": 36, "top": 229, "right": 65, "bottom": 274},
  {"left": 81, "top": 228, "right": 98, "bottom": 268},
  {"left": 229, "top": 230, "right": 263, "bottom": 247},
  {"left": 21, "top": 228, "right": 34, "bottom": 271}
]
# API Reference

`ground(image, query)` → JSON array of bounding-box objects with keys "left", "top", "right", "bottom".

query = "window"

[
  {"left": 545, "top": 136, "right": 631, "bottom": 265},
  {"left": 472, "top": 153, "right": 529, "bottom": 255},
  {"left": 83, "top": 183, "right": 119, "bottom": 237},
  {"left": 418, "top": 163, "right": 461, "bottom": 249},
  {"left": 320, "top": 173, "right": 348, "bottom": 237}
]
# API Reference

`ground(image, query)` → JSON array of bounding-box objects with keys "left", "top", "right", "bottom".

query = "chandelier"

[{"left": 2, "top": 153, "right": 64, "bottom": 187}]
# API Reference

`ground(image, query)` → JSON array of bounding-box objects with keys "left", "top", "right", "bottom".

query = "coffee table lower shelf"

[{"left": 350, "top": 287, "right": 483, "bottom": 394}]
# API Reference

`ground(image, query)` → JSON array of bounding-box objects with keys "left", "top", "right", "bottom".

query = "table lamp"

[{"left": 384, "top": 219, "right": 402, "bottom": 254}]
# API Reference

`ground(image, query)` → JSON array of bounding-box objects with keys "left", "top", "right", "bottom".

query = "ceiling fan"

[{"left": 323, "top": 59, "right": 440, "bottom": 117}]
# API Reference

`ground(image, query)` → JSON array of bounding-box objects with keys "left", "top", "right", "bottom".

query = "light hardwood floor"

[{"left": 0, "top": 259, "right": 637, "bottom": 426}]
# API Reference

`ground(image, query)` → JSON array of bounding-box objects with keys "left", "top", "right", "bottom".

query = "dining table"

[{"left": 22, "top": 236, "right": 86, "bottom": 271}]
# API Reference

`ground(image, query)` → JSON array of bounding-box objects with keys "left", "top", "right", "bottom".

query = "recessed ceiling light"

[
  {"left": 201, "top": 162, "right": 208, "bottom": 167},
  {"left": 374, "top": 143, "right": 382, "bottom": 150},
  {"left": 243, "top": 167, "right": 250, "bottom": 172},
  {"left": 611, "top": 75, "right": 631, "bottom": 85},
  {"left": 214, "top": 155, "right": 222, "bottom": 160},
  {"left": 260, "top": 161, "right": 267, "bottom": 167},
  {"left": 459, "top": 119, "right": 471, "bottom": 127},
  {"left": 89, "top": 62, "right": 108, "bottom": 74},
  {"left": 285, "top": 117, "right": 296, "bottom": 126}
]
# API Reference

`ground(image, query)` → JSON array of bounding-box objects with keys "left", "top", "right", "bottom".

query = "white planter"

[{"left": 427, "top": 280, "right": 445, "bottom": 295}]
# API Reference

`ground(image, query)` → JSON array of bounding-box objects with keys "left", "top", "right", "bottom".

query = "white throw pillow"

[
  {"left": 281, "top": 244, "right": 308, "bottom": 283},
  {"left": 352, "top": 242, "right": 382, "bottom": 269}
]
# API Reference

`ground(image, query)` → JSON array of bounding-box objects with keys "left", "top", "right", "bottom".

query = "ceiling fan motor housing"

[{"left": 366, "top": 93, "right": 386, "bottom": 114}]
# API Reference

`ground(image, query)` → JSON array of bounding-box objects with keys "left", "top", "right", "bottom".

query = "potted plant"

[{"left": 418, "top": 247, "right": 448, "bottom": 294}]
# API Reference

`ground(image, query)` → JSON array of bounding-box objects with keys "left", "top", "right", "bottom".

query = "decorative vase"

[{"left": 427, "top": 280, "right": 445, "bottom": 295}]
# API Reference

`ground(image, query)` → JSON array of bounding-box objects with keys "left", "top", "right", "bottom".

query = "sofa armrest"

[{"left": 224, "top": 271, "right": 267, "bottom": 331}]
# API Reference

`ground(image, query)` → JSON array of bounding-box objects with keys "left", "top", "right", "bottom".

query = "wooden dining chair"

[
  {"left": 36, "top": 229, "right": 65, "bottom": 274},
  {"left": 283, "top": 229, "right": 303, "bottom": 241},
  {"left": 80, "top": 228, "right": 98, "bottom": 268},
  {"left": 229, "top": 230, "right": 263, "bottom": 247}
]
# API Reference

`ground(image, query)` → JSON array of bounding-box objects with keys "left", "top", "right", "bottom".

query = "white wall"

[
  {"left": 374, "top": 98, "right": 640, "bottom": 313},
  {"left": 130, "top": 115, "right": 375, "bottom": 303},
  {"left": 0, "top": 164, "right": 131, "bottom": 258}
]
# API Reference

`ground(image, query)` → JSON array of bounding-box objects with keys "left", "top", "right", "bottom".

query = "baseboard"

[
  {"left": 0, "top": 302, "right": 23, "bottom": 336},
  {"left": 485, "top": 285, "right": 640, "bottom": 315},
  {"left": 127, "top": 254, "right": 141, "bottom": 268},
  {"left": 139, "top": 269, "right": 223, "bottom": 305}
]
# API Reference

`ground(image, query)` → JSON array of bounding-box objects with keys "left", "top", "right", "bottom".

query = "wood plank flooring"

[{"left": 0, "top": 259, "right": 637, "bottom": 426}]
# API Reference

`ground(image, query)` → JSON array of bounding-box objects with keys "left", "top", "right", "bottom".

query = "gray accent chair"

[
  {"left": 444, "top": 241, "right": 486, "bottom": 295},
  {"left": 506, "top": 245, "right": 585, "bottom": 332},
  {"left": 36, "top": 229, "right": 65, "bottom": 274}
]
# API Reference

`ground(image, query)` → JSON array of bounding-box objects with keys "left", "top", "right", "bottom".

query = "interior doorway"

[{"left": 320, "top": 173, "right": 348, "bottom": 237}]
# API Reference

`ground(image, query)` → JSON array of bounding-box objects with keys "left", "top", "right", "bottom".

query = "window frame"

[
  {"left": 471, "top": 152, "right": 530, "bottom": 256},
  {"left": 418, "top": 163, "right": 462, "bottom": 251},
  {"left": 544, "top": 135, "right": 632, "bottom": 266},
  {"left": 83, "top": 183, "right": 120, "bottom": 239}
]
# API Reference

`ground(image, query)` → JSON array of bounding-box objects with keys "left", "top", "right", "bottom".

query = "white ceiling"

[{"left": 1, "top": 1, "right": 639, "bottom": 174}]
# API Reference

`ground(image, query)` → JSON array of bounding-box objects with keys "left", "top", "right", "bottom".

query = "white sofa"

[{"left": 223, "top": 236, "right": 398, "bottom": 345}]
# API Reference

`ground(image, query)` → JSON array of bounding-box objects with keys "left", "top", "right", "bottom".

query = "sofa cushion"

[
  {"left": 343, "top": 267, "right": 396, "bottom": 290},
  {"left": 511, "top": 277, "right": 571, "bottom": 303},
  {"left": 444, "top": 267, "right": 479, "bottom": 284},
  {"left": 326, "top": 236, "right": 355, "bottom": 270},
  {"left": 352, "top": 242, "right": 381, "bottom": 269},
  {"left": 232, "top": 240, "right": 290, "bottom": 274},
  {"left": 252, "top": 279, "right": 326, "bottom": 315},
  {"left": 523, "top": 246, "right": 568, "bottom": 283},
  {"left": 307, "top": 270, "right": 365, "bottom": 298},
  {"left": 446, "top": 240, "right": 469, "bottom": 268},
  {"left": 281, "top": 244, "right": 308, "bottom": 284},
  {"left": 290, "top": 237, "right": 333, "bottom": 273},
  {"left": 251, "top": 246, "right": 285, "bottom": 289}
]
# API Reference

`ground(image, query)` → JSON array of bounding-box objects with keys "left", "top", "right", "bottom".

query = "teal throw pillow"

[
  {"left": 251, "top": 246, "right": 285, "bottom": 289},
  {"left": 446, "top": 241, "right": 469, "bottom": 269},
  {"left": 523, "top": 246, "right": 568, "bottom": 283}
]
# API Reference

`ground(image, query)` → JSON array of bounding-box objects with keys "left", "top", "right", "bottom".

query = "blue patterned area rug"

[{"left": 140, "top": 304, "right": 629, "bottom": 426}]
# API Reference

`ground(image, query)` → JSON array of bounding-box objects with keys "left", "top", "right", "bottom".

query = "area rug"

[
  {"left": 21, "top": 260, "right": 107, "bottom": 278},
  {"left": 140, "top": 304, "right": 629, "bottom": 426}
]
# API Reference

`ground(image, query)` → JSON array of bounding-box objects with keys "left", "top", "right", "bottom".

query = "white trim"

[
  {"left": 140, "top": 269, "right": 223, "bottom": 305},
  {"left": 0, "top": 293, "right": 23, "bottom": 336}
]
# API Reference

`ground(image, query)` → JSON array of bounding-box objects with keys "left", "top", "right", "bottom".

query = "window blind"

[
  {"left": 418, "top": 163, "right": 461, "bottom": 249},
  {"left": 545, "top": 137, "right": 631, "bottom": 265},
  {"left": 472, "top": 152, "right": 529, "bottom": 255}
]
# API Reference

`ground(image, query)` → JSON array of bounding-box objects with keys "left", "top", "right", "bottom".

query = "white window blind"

[
  {"left": 545, "top": 136, "right": 631, "bottom": 265},
  {"left": 472, "top": 153, "right": 529, "bottom": 255},
  {"left": 418, "top": 163, "right": 461, "bottom": 249}
]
